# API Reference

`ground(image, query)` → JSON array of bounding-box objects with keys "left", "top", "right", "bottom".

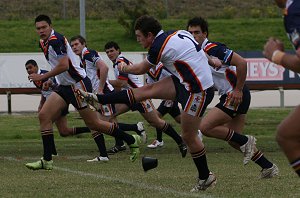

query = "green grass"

[
  {"left": 0, "top": 108, "right": 299, "bottom": 197},
  {"left": 0, "top": 18, "right": 291, "bottom": 53}
]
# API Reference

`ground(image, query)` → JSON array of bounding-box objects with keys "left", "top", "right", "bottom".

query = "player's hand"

[
  {"left": 28, "top": 73, "right": 44, "bottom": 82},
  {"left": 117, "top": 62, "right": 127, "bottom": 72},
  {"left": 211, "top": 58, "right": 222, "bottom": 70},
  {"left": 42, "top": 80, "right": 52, "bottom": 91},
  {"left": 228, "top": 89, "right": 243, "bottom": 107},
  {"left": 263, "top": 37, "right": 284, "bottom": 61}
]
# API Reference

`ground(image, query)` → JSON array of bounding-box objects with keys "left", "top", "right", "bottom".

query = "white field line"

[{"left": 3, "top": 156, "right": 214, "bottom": 198}]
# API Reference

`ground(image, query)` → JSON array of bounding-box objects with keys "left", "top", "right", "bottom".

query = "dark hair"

[
  {"left": 25, "top": 59, "right": 38, "bottom": 67},
  {"left": 187, "top": 17, "right": 209, "bottom": 37},
  {"left": 104, "top": 41, "right": 120, "bottom": 52},
  {"left": 134, "top": 15, "right": 162, "bottom": 37},
  {"left": 35, "top": 14, "right": 52, "bottom": 25},
  {"left": 70, "top": 35, "right": 86, "bottom": 45}
]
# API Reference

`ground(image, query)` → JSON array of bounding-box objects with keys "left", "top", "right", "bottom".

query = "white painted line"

[{"left": 3, "top": 156, "right": 214, "bottom": 198}]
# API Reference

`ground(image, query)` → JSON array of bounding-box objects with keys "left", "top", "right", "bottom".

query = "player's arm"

[
  {"left": 263, "top": 38, "right": 300, "bottom": 73},
  {"left": 118, "top": 59, "right": 152, "bottom": 75},
  {"left": 29, "top": 56, "right": 69, "bottom": 81},
  {"left": 96, "top": 59, "right": 109, "bottom": 94},
  {"left": 230, "top": 52, "right": 247, "bottom": 92},
  {"left": 109, "top": 78, "right": 128, "bottom": 91}
]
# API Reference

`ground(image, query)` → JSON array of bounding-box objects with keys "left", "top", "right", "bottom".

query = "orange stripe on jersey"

[
  {"left": 49, "top": 35, "right": 57, "bottom": 41},
  {"left": 157, "top": 31, "right": 177, "bottom": 63},
  {"left": 174, "top": 60, "right": 203, "bottom": 92},
  {"left": 195, "top": 92, "right": 205, "bottom": 117},
  {"left": 118, "top": 76, "right": 128, "bottom": 81},
  {"left": 83, "top": 49, "right": 90, "bottom": 56},
  {"left": 204, "top": 43, "right": 217, "bottom": 52},
  {"left": 148, "top": 63, "right": 163, "bottom": 79}
]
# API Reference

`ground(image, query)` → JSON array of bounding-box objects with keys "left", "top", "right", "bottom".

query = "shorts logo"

[{"left": 190, "top": 104, "right": 197, "bottom": 112}]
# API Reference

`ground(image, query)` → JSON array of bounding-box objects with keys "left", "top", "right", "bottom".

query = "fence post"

[
  {"left": 7, "top": 91, "right": 12, "bottom": 114},
  {"left": 279, "top": 87, "right": 284, "bottom": 108}
]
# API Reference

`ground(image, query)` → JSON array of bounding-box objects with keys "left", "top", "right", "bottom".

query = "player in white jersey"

[
  {"left": 70, "top": 35, "right": 146, "bottom": 161},
  {"left": 25, "top": 59, "right": 92, "bottom": 143},
  {"left": 25, "top": 15, "right": 141, "bottom": 171},
  {"left": 187, "top": 16, "right": 278, "bottom": 179},
  {"left": 77, "top": 16, "right": 220, "bottom": 191},
  {"left": 104, "top": 41, "right": 187, "bottom": 157}
]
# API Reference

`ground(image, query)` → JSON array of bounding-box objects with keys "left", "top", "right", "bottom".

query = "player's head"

[
  {"left": 104, "top": 41, "right": 121, "bottom": 62},
  {"left": 35, "top": 14, "right": 53, "bottom": 41},
  {"left": 187, "top": 17, "right": 209, "bottom": 45},
  {"left": 134, "top": 15, "right": 162, "bottom": 49},
  {"left": 70, "top": 35, "right": 86, "bottom": 56},
  {"left": 25, "top": 59, "right": 39, "bottom": 75}
]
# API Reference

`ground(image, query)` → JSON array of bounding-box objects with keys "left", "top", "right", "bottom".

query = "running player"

[
  {"left": 104, "top": 41, "right": 187, "bottom": 157},
  {"left": 70, "top": 35, "right": 146, "bottom": 161},
  {"left": 145, "top": 62, "right": 203, "bottom": 148},
  {"left": 25, "top": 15, "right": 140, "bottom": 171},
  {"left": 263, "top": 0, "right": 300, "bottom": 177},
  {"left": 187, "top": 16, "right": 279, "bottom": 178}
]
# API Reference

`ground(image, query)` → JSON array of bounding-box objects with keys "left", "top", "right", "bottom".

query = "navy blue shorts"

[
  {"left": 157, "top": 100, "right": 181, "bottom": 118},
  {"left": 171, "top": 75, "right": 214, "bottom": 117},
  {"left": 215, "top": 85, "right": 251, "bottom": 118},
  {"left": 55, "top": 77, "right": 92, "bottom": 110}
]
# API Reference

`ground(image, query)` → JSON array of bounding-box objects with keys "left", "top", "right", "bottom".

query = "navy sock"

[
  {"left": 191, "top": 148, "right": 210, "bottom": 180},
  {"left": 74, "top": 127, "right": 90, "bottom": 135},
  {"left": 92, "top": 132, "right": 108, "bottom": 157},
  {"left": 156, "top": 128, "right": 163, "bottom": 142},
  {"left": 41, "top": 129, "right": 54, "bottom": 161},
  {"left": 251, "top": 150, "right": 273, "bottom": 169},
  {"left": 110, "top": 123, "right": 135, "bottom": 145},
  {"left": 118, "top": 123, "right": 139, "bottom": 134},
  {"left": 226, "top": 129, "right": 248, "bottom": 146},
  {"left": 160, "top": 123, "right": 182, "bottom": 145},
  {"left": 290, "top": 157, "right": 300, "bottom": 177},
  {"left": 97, "top": 89, "right": 135, "bottom": 105}
]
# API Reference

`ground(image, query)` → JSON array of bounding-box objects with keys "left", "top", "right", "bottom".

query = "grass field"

[
  {"left": 0, "top": 108, "right": 299, "bottom": 197},
  {"left": 0, "top": 18, "right": 291, "bottom": 53}
]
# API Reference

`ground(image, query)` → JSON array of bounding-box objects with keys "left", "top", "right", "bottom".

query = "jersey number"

[{"left": 178, "top": 34, "right": 201, "bottom": 52}]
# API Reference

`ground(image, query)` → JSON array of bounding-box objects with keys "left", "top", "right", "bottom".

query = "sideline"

[{"left": 3, "top": 156, "right": 214, "bottom": 198}]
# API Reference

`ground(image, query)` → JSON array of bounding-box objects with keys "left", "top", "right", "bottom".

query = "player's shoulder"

[{"left": 48, "top": 31, "right": 65, "bottom": 46}]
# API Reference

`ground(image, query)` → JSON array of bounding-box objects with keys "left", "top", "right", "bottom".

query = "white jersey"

[
  {"left": 39, "top": 30, "right": 86, "bottom": 86},
  {"left": 146, "top": 30, "right": 213, "bottom": 93},
  {"left": 80, "top": 47, "right": 113, "bottom": 93},
  {"left": 210, "top": 66, "right": 237, "bottom": 95},
  {"left": 146, "top": 62, "right": 171, "bottom": 84},
  {"left": 113, "top": 54, "right": 144, "bottom": 89},
  {"left": 201, "top": 38, "right": 238, "bottom": 96}
]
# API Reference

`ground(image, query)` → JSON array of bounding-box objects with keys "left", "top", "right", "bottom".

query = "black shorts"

[
  {"left": 128, "top": 99, "right": 154, "bottom": 113},
  {"left": 55, "top": 77, "right": 92, "bottom": 110},
  {"left": 171, "top": 75, "right": 214, "bottom": 117},
  {"left": 216, "top": 85, "right": 251, "bottom": 118},
  {"left": 157, "top": 100, "right": 181, "bottom": 118}
]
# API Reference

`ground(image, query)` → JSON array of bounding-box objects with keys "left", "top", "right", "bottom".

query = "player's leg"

[
  {"left": 141, "top": 108, "right": 187, "bottom": 157},
  {"left": 276, "top": 105, "right": 300, "bottom": 176},
  {"left": 75, "top": 78, "right": 141, "bottom": 162},
  {"left": 227, "top": 115, "right": 278, "bottom": 178},
  {"left": 200, "top": 107, "right": 256, "bottom": 165},
  {"left": 148, "top": 101, "right": 168, "bottom": 148},
  {"left": 181, "top": 111, "right": 216, "bottom": 191},
  {"left": 25, "top": 92, "right": 66, "bottom": 170},
  {"left": 78, "top": 76, "right": 176, "bottom": 106}
]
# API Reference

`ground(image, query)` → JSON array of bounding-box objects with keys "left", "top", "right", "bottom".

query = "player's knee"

[
  {"left": 38, "top": 111, "right": 50, "bottom": 123},
  {"left": 198, "top": 123, "right": 209, "bottom": 136},
  {"left": 276, "top": 123, "right": 288, "bottom": 146}
]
